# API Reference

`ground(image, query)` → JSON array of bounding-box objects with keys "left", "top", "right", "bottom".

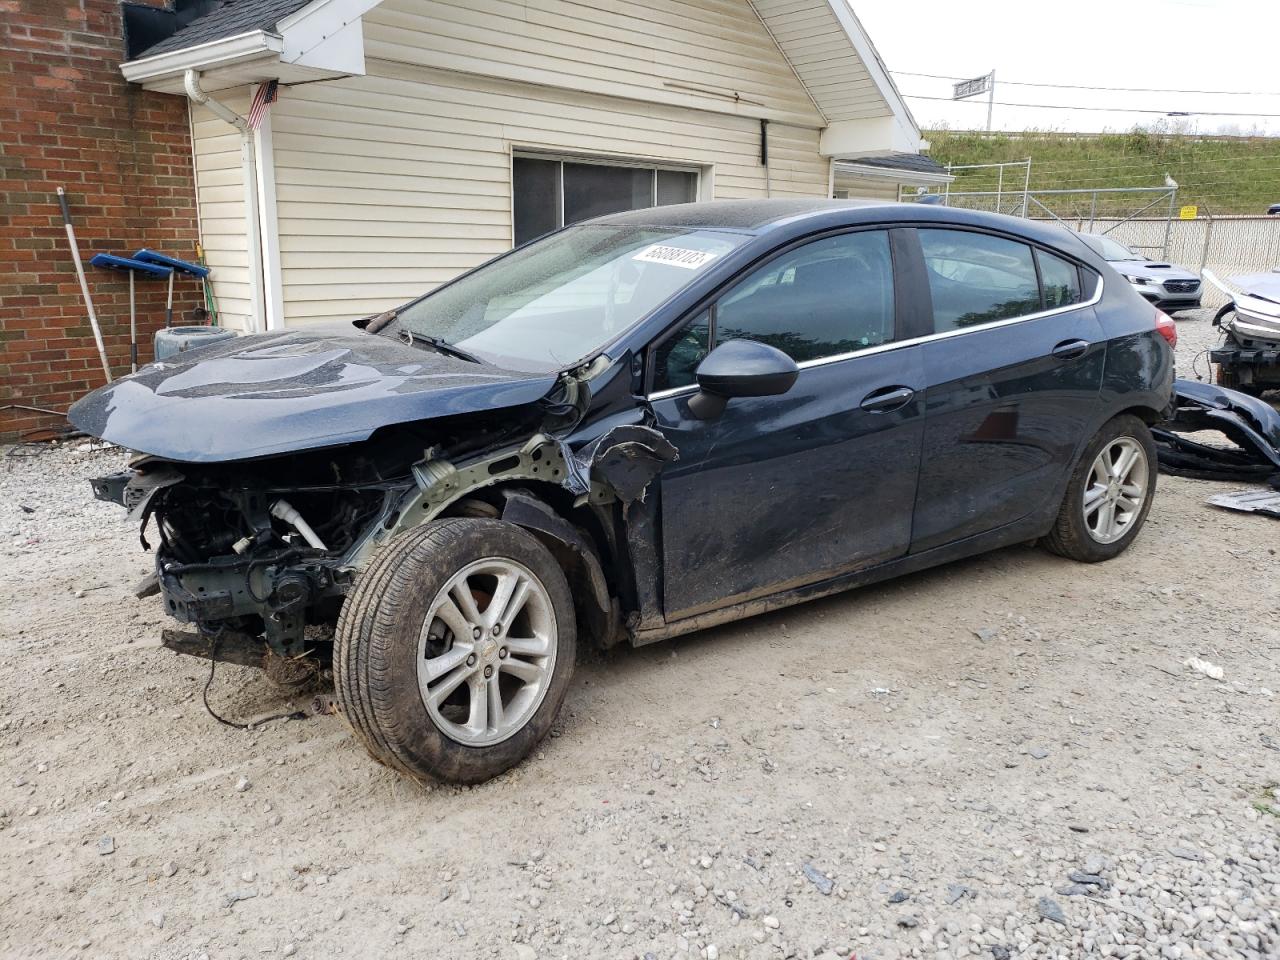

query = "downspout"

[{"left": 182, "top": 69, "right": 266, "bottom": 334}]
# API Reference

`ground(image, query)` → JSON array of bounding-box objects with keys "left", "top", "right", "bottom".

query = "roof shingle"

[{"left": 134, "top": 0, "right": 315, "bottom": 59}]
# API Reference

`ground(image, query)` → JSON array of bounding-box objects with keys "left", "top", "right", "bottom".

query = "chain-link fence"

[{"left": 1056, "top": 216, "right": 1280, "bottom": 308}]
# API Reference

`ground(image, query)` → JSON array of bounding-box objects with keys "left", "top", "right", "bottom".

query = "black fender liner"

[{"left": 499, "top": 489, "right": 622, "bottom": 646}]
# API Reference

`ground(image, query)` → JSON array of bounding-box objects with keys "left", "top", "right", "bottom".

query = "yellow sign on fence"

[{"left": 1179, "top": 205, "right": 1198, "bottom": 220}]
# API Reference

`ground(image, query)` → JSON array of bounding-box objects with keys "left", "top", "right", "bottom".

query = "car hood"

[
  {"left": 1111, "top": 261, "right": 1199, "bottom": 283},
  {"left": 1229, "top": 271, "right": 1280, "bottom": 303},
  {"left": 67, "top": 327, "right": 560, "bottom": 462}
]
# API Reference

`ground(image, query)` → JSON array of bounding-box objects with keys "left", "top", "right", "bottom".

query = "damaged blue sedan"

[{"left": 70, "top": 200, "right": 1175, "bottom": 783}]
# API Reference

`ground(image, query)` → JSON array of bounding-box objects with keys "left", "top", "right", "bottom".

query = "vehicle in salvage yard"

[
  {"left": 1202, "top": 267, "right": 1280, "bottom": 396},
  {"left": 1075, "top": 232, "right": 1202, "bottom": 313},
  {"left": 69, "top": 200, "right": 1175, "bottom": 784}
]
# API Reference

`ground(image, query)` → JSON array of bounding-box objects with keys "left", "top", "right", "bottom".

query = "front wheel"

[
  {"left": 334, "top": 518, "right": 577, "bottom": 784},
  {"left": 1043, "top": 415, "right": 1157, "bottom": 563}
]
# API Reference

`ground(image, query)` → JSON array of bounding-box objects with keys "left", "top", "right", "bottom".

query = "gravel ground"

[{"left": 2, "top": 308, "right": 1278, "bottom": 960}]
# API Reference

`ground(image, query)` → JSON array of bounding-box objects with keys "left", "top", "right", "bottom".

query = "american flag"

[{"left": 246, "top": 79, "right": 278, "bottom": 130}]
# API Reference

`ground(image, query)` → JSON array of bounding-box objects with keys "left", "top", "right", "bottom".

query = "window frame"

[
  {"left": 644, "top": 225, "right": 916, "bottom": 397},
  {"left": 644, "top": 224, "right": 1103, "bottom": 400},
  {"left": 511, "top": 150, "right": 702, "bottom": 247}
]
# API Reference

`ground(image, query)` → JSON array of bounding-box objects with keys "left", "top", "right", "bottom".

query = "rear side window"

[
  {"left": 919, "top": 229, "right": 1042, "bottom": 332},
  {"left": 1038, "top": 250, "right": 1082, "bottom": 308}
]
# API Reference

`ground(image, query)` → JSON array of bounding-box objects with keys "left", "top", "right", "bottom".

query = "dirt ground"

[{"left": 2, "top": 309, "right": 1278, "bottom": 960}]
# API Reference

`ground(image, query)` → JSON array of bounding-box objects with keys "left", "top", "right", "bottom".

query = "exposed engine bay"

[{"left": 89, "top": 399, "right": 676, "bottom": 671}]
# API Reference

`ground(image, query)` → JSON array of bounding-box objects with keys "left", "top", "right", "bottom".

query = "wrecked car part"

[
  {"left": 1206, "top": 488, "right": 1280, "bottom": 520},
  {"left": 562, "top": 425, "right": 678, "bottom": 503},
  {"left": 1153, "top": 379, "right": 1280, "bottom": 482},
  {"left": 270, "top": 499, "right": 327, "bottom": 551},
  {"left": 1202, "top": 269, "right": 1280, "bottom": 392},
  {"left": 499, "top": 489, "right": 623, "bottom": 647}
]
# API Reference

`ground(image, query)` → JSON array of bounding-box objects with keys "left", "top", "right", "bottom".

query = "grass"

[{"left": 925, "top": 127, "right": 1280, "bottom": 217}]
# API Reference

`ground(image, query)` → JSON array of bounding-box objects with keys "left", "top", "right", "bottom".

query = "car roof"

[{"left": 590, "top": 199, "right": 1096, "bottom": 257}]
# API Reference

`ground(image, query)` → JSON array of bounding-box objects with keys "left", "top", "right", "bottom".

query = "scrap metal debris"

[{"left": 1207, "top": 488, "right": 1280, "bottom": 519}]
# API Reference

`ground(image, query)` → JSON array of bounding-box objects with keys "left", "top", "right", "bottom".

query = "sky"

[{"left": 853, "top": 0, "right": 1280, "bottom": 136}]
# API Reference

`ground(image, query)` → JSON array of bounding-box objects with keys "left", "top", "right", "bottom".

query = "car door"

[
  {"left": 908, "top": 227, "right": 1107, "bottom": 553},
  {"left": 645, "top": 228, "right": 927, "bottom": 622}
]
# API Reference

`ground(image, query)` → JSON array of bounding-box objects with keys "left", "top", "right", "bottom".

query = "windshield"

[
  {"left": 1079, "top": 234, "right": 1140, "bottom": 261},
  {"left": 394, "top": 225, "right": 747, "bottom": 372}
]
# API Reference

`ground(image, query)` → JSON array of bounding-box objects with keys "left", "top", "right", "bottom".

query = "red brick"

[{"left": 1, "top": 0, "right": 199, "bottom": 439}]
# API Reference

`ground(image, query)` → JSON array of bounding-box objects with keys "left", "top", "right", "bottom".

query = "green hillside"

[{"left": 925, "top": 129, "right": 1280, "bottom": 216}]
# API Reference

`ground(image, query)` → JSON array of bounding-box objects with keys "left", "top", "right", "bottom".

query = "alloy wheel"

[
  {"left": 416, "top": 557, "right": 557, "bottom": 746},
  {"left": 1082, "top": 437, "right": 1149, "bottom": 544}
]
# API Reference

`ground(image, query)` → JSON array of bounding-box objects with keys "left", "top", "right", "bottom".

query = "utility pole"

[{"left": 986, "top": 70, "right": 995, "bottom": 133}]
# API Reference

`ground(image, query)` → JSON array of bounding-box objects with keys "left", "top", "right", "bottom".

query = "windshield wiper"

[{"left": 398, "top": 326, "right": 484, "bottom": 365}]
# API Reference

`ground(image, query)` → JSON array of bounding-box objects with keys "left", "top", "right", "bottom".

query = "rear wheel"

[
  {"left": 1043, "top": 415, "right": 1156, "bottom": 563},
  {"left": 334, "top": 518, "right": 576, "bottom": 784}
]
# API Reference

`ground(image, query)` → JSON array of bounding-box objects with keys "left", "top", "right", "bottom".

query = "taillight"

[{"left": 1154, "top": 308, "right": 1177, "bottom": 348}]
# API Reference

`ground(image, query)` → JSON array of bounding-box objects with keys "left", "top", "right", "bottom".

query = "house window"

[{"left": 513, "top": 155, "right": 699, "bottom": 247}]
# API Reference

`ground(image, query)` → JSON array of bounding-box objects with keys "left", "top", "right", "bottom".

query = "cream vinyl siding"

[
  {"left": 362, "top": 0, "right": 826, "bottom": 128},
  {"left": 271, "top": 62, "right": 830, "bottom": 325},
  {"left": 832, "top": 174, "right": 900, "bottom": 201},
  {"left": 190, "top": 93, "right": 254, "bottom": 331},
  {"left": 751, "top": 0, "right": 891, "bottom": 121}
]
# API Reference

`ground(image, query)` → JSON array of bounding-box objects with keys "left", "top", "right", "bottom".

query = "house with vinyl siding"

[{"left": 119, "top": 0, "right": 949, "bottom": 334}]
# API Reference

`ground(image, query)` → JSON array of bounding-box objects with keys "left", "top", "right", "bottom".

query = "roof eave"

[
  {"left": 121, "top": 30, "right": 284, "bottom": 84},
  {"left": 822, "top": 1, "right": 921, "bottom": 148},
  {"left": 834, "top": 161, "right": 953, "bottom": 185}
]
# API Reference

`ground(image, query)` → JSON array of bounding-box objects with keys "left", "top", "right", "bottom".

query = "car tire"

[
  {"left": 334, "top": 518, "right": 576, "bottom": 784},
  {"left": 1043, "top": 415, "right": 1157, "bottom": 563}
]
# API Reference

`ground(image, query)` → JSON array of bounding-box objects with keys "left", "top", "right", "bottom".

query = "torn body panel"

[
  {"left": 1153, "top": 378, "right": 1280, "bottom": 482},
  {"left": 85, "top": 351, "right": 678, "bottom": 667}
]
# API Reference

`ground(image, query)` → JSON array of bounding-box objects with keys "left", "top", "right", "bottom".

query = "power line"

[
  {"left": 892, "top": 70, "right": 1280, "bottom": 97},
  {"left": 904, "top": 94, "right": 1280, "bottom": 118}
]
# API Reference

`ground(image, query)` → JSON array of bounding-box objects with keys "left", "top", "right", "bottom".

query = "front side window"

[
  {"left": 395, "top": 225, "right": 744, "bottom": 373},
  {"left": 513, "top": 156, "right": 699, "bottom": 246},
  {"left": 920, "top": 229, "right": 1042, "bottom": 332},
  {"left": 653, "top": 230, "right": 896, "bottom": 389}
]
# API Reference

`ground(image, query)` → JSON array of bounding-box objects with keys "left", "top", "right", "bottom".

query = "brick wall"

[{"left": 0, "top": 0, "right": 201, "bottom": 441}]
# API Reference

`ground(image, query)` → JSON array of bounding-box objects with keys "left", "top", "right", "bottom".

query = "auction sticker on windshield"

[{"left": 633, "top": 244, "right": 719, "bottom": 269}]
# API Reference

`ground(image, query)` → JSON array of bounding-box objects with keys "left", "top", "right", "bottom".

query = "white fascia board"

[
  {"left": 823, "top": 1, "right": 921, "bottom": 150},
  {"left": 121, "top": 31, "right": 283, "bottom": 83},
  {"left": 821, "top": 115, "right": 920, "bottom": 158},
  {"left": 834, "top": 161, "right": 953, "bottom": 186},
  {"left": 277, "top": 0, "right": 382, "bottom": 72}
]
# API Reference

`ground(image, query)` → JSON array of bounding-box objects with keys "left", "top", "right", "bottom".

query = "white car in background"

[{"left": 1076, "top": 233, "right": 1202, "bottom": 313}]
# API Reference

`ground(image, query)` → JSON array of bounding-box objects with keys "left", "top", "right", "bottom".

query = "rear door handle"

[
  {"left": 1051, "top": 339, "right": 1090, "bottom": 361},
  {"left": 860, "top": 385, "right": 915, "bottom": 413}
]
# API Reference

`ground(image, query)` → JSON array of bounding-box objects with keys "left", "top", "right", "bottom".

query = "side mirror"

[{"left": 689, "top": 338, "right": 799, "bottom": 419}]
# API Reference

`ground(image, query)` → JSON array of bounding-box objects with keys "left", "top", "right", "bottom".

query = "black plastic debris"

[{"left": 1154, "top": 379, "right": 1280, "bottom": 484}]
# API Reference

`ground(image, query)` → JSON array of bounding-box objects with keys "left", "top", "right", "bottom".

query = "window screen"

[
  {"left": 919, "top": 229, "right": 1042, "bottom": 332},
  {"left": 513, "top": 157, "right": 699, "bottom": 247},
  {"left": 1038, "top": 250, "right": 1083, "bottom": 309}
]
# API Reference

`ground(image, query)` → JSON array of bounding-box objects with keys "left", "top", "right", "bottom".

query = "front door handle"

[
  {"left": 860, "top": 385, "right": 915, "bottom": 413},
  {"left": 1051, "top": 339, "right": 1090, "bottom": 361}
]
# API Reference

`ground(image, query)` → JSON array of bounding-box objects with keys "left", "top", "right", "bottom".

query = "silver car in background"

[{"left": 1077, "top": 233, "right": 1202, "bottom": 313}]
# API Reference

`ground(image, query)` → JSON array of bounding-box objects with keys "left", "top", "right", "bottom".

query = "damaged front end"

[
  {"left": 1153, "top": 378, "right": 1280, "bottom": 484},
  {"left": 93, "top": 447, "right": 402, "bottom": 665},
  {"left": 88, "top": 373, "right": 678, "bottom": 669}
]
